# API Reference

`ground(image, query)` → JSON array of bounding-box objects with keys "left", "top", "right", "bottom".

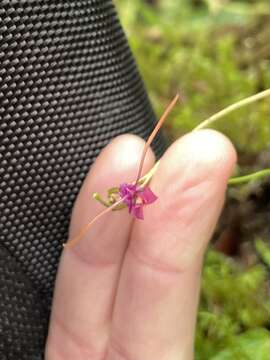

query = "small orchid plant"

[{"left": 65, "top": 89, "right": 270, "bottom": 248}]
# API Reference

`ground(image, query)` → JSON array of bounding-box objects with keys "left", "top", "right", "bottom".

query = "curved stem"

[
  {"left": 138, "top": 89, "right": 270, "bottom": 185},
  {"left": 194, "top": 88, "right": 270, "bottom": 131},
  {"left": 140, "top": 162, "right": 159, "bottom": 186},
  {"left": 228, "top": 169, "right": 270, "bottom": 185},
  {"left": 64, "top": 196, "right": 126, "bottom": 248},
  {"left": 135, "top": 94, "right": 180, "bottom": 185}
]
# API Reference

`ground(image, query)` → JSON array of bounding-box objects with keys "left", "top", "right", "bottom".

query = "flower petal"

[
  {"left": 119, "top": 183, "right": 135, "bottom": 209},
  {"left": 132, "top": 204, "right": 144, "bottom": 220},
  {"left": 139, "top": 186, "right": 158, "bottom": 204},
  {"left": 119, "top": 183, "right": 129, "bottom": 197}
]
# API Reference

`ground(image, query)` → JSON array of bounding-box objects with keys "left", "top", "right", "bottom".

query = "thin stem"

[
  {"left": 138, "top": 88, "right": 270, "bottom": 185},
  {"left": 140, "top": 162, "right": 159, "bottom": 187},
  {"left": 228, "top": 169, "right": 270, "bottom": 185},
  {"left": 64, "top": 196, "right": 126, "bottom": 248},
  {"left": 194, "top": 88, "right": 270, "bottom": 131},
  {"left": 135, "top": 94, "right": 180, "bottom": 185}
]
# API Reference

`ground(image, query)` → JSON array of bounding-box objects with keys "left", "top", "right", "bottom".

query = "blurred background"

[{"left": 115, "top": 0, "right": 270, "bottom": 358}]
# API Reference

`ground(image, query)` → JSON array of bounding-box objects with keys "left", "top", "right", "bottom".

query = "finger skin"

[
  {"left": 45, "top": 135, "right": 155, "bottom": 360},
  {"left": 107, "top": 130, "right": 237, "bottom": 360}
]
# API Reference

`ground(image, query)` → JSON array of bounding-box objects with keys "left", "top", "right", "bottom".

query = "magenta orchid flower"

[
  {"left": 119, "top": 183, "right": 158, "bottom": 220},
  {"left": 65, "top": 94, "right": 180, "bottom": 247}
]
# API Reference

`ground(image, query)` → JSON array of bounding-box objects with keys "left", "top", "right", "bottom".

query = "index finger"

[{"left": 46, "top": 134, "right": 155, "bottom": 359}]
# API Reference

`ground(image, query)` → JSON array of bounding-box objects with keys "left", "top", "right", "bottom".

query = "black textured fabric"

[
  {"left": 0, "top": 1, "right": 166, "bottom": 359},
  {"left": 0, "top": 246, "right": 46, "bottom": 360}
]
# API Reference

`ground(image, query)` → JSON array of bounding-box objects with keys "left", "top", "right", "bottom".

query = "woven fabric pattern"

[
  {"left": 0, "top": 245, "right": 46, "bottom": 360},
  {"left": 0, "top": 0, "right": 166, "bottom": 358}
]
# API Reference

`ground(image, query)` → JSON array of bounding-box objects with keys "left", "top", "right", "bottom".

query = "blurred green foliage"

[
  {"left": 255, "top": 238, "right": 270, "bottom": 267},
  {"left": 211, "top": 328, "right": 270, "bottom": 359},
  {"left": 115, "top": 0, "right": 270, "bottom": 358},
  {"left": 196, "top": 250, "right": 270, "bottom": 359},
  {"left": 115, "top": 0, "right": 270, "bottom": 153}
]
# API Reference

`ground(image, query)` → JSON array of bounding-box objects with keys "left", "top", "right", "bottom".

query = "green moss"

[
  {"left": 115, "top": 0, "right": 270, "bottom": 153},
  {"left": 211, "top": 329, "right": 270, "bottom": 360},
  {"left": 196, "top": 250, "right": 270, "bottom": 358}
]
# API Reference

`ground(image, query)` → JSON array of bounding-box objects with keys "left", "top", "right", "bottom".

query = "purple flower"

[{"left": 119, "top": 183, "right": 158, "bottom": 220}]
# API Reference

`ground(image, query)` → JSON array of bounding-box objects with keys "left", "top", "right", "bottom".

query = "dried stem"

[
  {"left": 64, "top": 197, "right": 126, "bottom": 248},
  {"left": 135, "top": 94, "right": 180, "bottom": 184}
]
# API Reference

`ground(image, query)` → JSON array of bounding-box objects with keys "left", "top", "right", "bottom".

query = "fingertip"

[
  {"left": 188, "top": 129, "right": 237, "bottom": 177},
  {"left": 92, "top": 134, "right": 156, "bottom": 177},
  {"left": 158, "top": 129, "right": 237, "bottom": 184}
]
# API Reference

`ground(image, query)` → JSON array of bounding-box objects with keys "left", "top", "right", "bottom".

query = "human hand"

[{"left": 45, "top": 129, "right": 236, "bottom": 360}]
